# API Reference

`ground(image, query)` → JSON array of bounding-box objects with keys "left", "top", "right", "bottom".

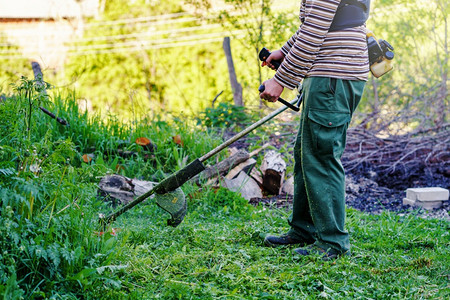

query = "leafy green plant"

[
  {"left": 0, "top": 93, "right": 130, "bottom": 297},
  {"left": 11, "top": 76, "right": 50, "bottom": 139},
  {"left": 0, "top": 167, "right": 15, "bottom": 177},
  {"left": 196, "top": 102, "right": 252, "bottom": 128},
  {"left": 205, "top": 187, "right": 251, "bottom": 214},
  {"left": 1, "top": 69, "right": 449, "bottom": 299}
]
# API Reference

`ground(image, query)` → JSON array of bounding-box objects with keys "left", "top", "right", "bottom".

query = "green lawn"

[{"left": 103, "top": 189, "right": 450, "bottom": 299}]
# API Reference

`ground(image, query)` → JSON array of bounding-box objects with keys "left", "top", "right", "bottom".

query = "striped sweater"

[{"left": 274, "top": 0, "right": 370, "bottom": 90}]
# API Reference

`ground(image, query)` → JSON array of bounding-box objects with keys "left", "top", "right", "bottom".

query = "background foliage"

[{"left": 0, "top": 0, "right": 448, "bottom": 128}]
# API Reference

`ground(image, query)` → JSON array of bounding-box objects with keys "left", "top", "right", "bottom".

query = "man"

[{"left": 260, "top": 0, "right": 370, "bottom": 260}]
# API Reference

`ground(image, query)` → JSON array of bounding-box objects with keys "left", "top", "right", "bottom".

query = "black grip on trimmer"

[
  {"left": 258, "top": 85, "right": 300, "bottom": 112},
  {"left": 154, "top": 159, "right": 206, "bottom": 194},
  {"left": 259, "top": 47, "right": 282, "bottom": 70}
]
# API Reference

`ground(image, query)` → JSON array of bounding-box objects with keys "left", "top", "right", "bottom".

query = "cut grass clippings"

[{"left": 105, "top": 190, "right": 450, "bottom": 299}]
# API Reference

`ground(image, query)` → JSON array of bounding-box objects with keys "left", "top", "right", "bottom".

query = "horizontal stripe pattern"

[{"left": 275, "top": 0, "right": 369, "bottom": 90}]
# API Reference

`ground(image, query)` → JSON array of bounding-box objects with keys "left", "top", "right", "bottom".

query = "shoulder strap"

[{"left": 329, "top": 0, "right": 370, "bottom": 32}]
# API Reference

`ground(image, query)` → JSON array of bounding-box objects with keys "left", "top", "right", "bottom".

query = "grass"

[
  {"left": 0, "top": 80, "right": 449, "bottom": 298},
  {"left": 99, "top": 195, "right": 449, "bottom": 299}
]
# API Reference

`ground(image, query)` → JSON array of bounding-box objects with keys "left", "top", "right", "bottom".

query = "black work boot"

[{"left": 264, "top": 234, "right": 314, "bottom": 248}]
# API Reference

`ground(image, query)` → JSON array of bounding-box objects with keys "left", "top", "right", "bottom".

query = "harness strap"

[{"left": 329, "top": 0, "right": 371, "bottom": 32}]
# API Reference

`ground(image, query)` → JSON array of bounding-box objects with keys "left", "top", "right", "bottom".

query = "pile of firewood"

[
  {"left": 192, "top": 145, "right": 294, "bottom": 200},
  {"left": 97, "top": 144, "right": 294, "bottom": 205}
]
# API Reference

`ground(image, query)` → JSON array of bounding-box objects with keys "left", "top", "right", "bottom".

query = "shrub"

[{"left": 205, "top": 187, "right": 250, "bottom": 214}]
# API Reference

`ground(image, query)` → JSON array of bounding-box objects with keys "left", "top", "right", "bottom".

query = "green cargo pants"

[{"left": 287, "top": 76, "right": 366, "bottom": 254}]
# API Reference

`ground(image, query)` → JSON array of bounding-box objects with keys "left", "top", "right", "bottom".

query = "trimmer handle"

[
  {"left": 258, "top": 46, "right": 300, "bottom": 112},
  {"left": 258, "top": 85, "right": 300, "bottom": 112},
  {"left": 259, "top": 47, "right": 282, "bottom": 70}
]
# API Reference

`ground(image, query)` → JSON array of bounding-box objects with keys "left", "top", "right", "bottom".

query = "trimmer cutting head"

[
  {"left": 155, "top": 187, "right": 186, "bottom": 227},
  {"left": 152, "top": 159, "right": 205, "bottom": 226}
]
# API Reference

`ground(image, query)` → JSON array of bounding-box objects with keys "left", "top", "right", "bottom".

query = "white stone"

[
  {"left": 406, "top": 187, "right": 449, "bottom": 202},
  {"left": 403, "top": 198, "right": 443, "bottom": 210},
  {"left": 416, "top": 200, "right": 443, "bottom": 210}
]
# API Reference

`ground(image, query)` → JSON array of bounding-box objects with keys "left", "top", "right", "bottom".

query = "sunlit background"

[{"left": 0, "top": 0, "right": 448, "bottom": 129}]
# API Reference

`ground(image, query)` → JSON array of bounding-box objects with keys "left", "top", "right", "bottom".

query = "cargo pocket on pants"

[{"left": 308, "top": 109, "right": 350, "bottom": 157}]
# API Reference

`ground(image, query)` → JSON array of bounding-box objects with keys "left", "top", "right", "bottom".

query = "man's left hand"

[{"left": 259, "top": 78, "right": 284, "bottom": 102}]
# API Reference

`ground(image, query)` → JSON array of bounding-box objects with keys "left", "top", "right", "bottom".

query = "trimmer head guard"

[{"left": 155, "top": 187, "right": 187, "bottom": 227}]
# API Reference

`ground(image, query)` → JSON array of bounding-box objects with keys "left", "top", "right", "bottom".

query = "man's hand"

[
  {"left": 259, "top": 78, "right": 284, "bottom": 102},
  {"left": 261, "top": 49, "right": 285, "bottom": 70}
]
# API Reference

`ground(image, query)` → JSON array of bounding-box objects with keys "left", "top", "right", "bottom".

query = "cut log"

[
  {"left": 192, "top": 149, "right": 250, "bottom": 184},
  {"left": 228, "top": 147, "right": 239, "bottom": 156},
  {"left": 281, "top": 175, "right": 294, "bottom": 196},
  {"left": 225, "top": 158, "right": 257, "bottom": 180},
  {"left": 250, "top": 167, "right": 263, "bottom": 187},
  {"left": 98, "top": 174, "right": 156, "bottom": 205},
  {"left": 260, "top": 150, "right": 286, "bottom": 195},
  {"left": 222, "top": 171, "right": 262, "bottom": 200}
]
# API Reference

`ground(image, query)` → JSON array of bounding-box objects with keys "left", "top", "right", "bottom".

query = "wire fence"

[{"left": 0, "top": 12, "right": 258, "bottom": 60}]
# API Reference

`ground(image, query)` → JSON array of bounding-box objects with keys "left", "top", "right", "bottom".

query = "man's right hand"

[
  {"left": 262, "top": 49, "right": 285, "bottom": 70},
  {"left": 259, "top": 78, "right": 284, "bottom": 102}
]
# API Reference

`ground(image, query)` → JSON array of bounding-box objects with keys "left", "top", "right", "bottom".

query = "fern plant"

[{"left": 0, "top": 168, "right": 15, "bottom": 177}]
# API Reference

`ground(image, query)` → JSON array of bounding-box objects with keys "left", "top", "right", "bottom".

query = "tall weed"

[{"left": 0, "top": 86, "right": 126, "bottom": 297}]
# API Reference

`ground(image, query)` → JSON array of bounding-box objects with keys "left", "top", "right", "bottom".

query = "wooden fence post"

[
  {"left": 31, "top": 61, "right": 47, "bottom": 95},
  {"left": 223, "top": 37, "right": 243, "bottom": 106}
]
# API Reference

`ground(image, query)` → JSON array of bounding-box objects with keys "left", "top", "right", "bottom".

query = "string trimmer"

[{"left": 100, "top": 49, "right": 302, "bottom": 227}]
